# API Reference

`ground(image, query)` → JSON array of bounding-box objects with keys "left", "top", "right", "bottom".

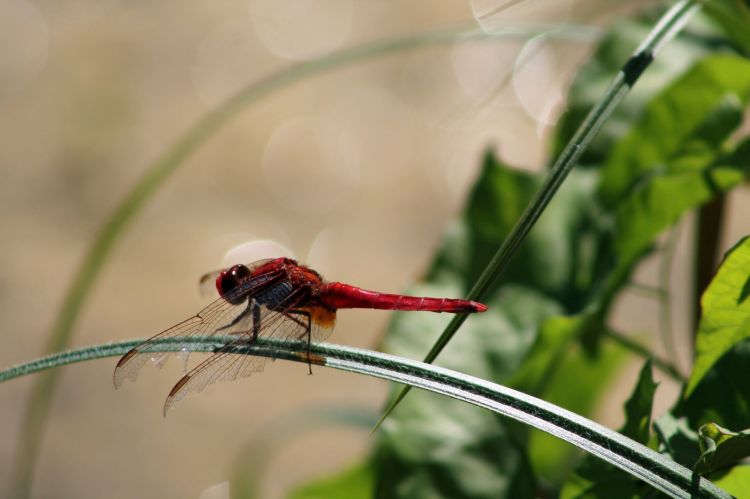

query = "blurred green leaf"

[
  {"left": 583, "top": 56, "right": 750, "bottom": 351},
  {"left": 429, "top": 153, "right": 605, "bottom": 307},
  {"left": 375, "top": 154, "right": 611, "bottom": 498},
  {"left": 553, "top": 10, "right": 715, "bottom": 165},
  {"left": 712, "top": 465, "right": 750, "bottom": 498},
  {"left": 546, "top": 34, "right": 750, "bottom": 357},
  {"left": 425, "top": 151, "right": 538, "bottom": 292},
  {"left": 511, "top": 315, "right": 589, "bottom": 396},
  {"left": 374, "top": 147, "right": 655, "bottom": 496},
  {"left": 375, "top": 281, "right": 555, "bottom": 498},
  {"left": 599, "top": 54, "right": 750, "bottom": 206},
  {"left": 560, "top": 360, "right": 657, "bottom": 498},
  {"left": 560, "top": 459, "right": 637, "bottom": 499},
  {"left": 704, "top": 0, "right": 750, "bottom": 54},
  {"left": 375, "top": 0, "right": 706, "bottom": 435},
  {"left": 695, "top": 423, "right": 750, "bottom": 475},
  {"left": 374, "top": 395, "right": 537, "bottom": 499},
  {"left": 613, "top": 139, "right": 750, "bottom": 267},
  {"left": 526, "top": 337, "right": 628, "bottom": 485},
  {"left": 621, "top": 359, "right": 657, "bottom": 444},
  {"left": 679, "top": 337, "right": 750, "bottom": 431},
  {"left": 302, "top": 7, "right": 750, "bottom": 498},
  {"left": 289, "top": 461, "right": 373, "bottom": 499},
  {"left": 654, "top": 413, "right": 701, "bottom": 469},
  {"left": 464, "top": 154, "right": 614, "bottom": 311},
  {"left": 686, "top": 237, "right": 750, "bottom": 396}
]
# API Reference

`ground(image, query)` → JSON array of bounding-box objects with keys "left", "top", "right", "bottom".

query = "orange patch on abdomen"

[{"left": 304, "top": 306, "right": 336, "bottom": 329}]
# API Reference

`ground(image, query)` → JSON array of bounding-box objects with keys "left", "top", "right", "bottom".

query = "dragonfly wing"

[
  {"left": 198, "top": 269, "right": 222, "bottom": 297},
  {"left": 162, "top": 293, "right": 322, "bottom": 414},
  {"left": 113, "top": 270, "right": 284, "bottom": 388},
  {"left": 163, "top": 342, "right": 269, "bottom": 415}
]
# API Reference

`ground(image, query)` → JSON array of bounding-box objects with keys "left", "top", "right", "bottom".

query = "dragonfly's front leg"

[
  {"left": 251, "top": 300, "right": 261, "bottom": 341},
  {"left": 219, "top": 299, "right": 261, "bottom": 348},
  {"left": 217, "top": 297, "right": 254, "bottom": 333},
  {"left": 284, "top": 309, "right": 312, "bottom": 374}
]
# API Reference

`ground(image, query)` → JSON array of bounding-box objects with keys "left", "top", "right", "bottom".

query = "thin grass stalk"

[{"left": 0, "top": 337, "right": 730, "bottom": 499}]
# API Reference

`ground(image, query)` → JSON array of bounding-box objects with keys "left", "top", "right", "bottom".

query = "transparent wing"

[
  {"left": 162, "top": 293, "right": 337, "bottom": 414},
  {"left": 113, "top": 269, "right": 284, "bottom": 388}
]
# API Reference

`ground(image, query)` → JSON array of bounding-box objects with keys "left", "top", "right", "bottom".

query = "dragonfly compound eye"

[{"left": 216, "top": 264, "right": 251, "bottom": 304}]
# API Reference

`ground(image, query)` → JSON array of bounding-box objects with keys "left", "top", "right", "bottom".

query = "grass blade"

[{"left": 0, "top": 337, "right": 730, "bottom": 499}]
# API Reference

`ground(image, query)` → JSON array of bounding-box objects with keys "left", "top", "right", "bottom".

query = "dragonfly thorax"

[
  {"left": 216, "top": 261, "right": 310, "bottom": 310},
  {"left": 252, "top": 279, "right": 295, "bottom": 310}
]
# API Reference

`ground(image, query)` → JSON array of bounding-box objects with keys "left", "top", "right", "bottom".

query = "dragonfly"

[{"left": 114, "top": 257, "right": 488, "bottom": 415}]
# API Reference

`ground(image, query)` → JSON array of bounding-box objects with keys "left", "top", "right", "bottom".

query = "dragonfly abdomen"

[{"left": 320, "top": 282, "right": 487, "bottom": 313}]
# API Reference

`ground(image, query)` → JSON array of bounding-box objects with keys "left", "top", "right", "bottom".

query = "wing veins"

[
  {"left": 162, "top": 285, "right": 312, "bottom": 413},
  {"left": 113, "top": 269, "right": 287, "bottom": 387}
]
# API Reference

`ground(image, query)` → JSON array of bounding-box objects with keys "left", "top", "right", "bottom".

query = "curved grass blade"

[
  {"left": 374, "top": 0, "right": 702, "bottom": 432},
  {"left": 0, "top": 336, "right": 731, "bottom": 498},
  {"left": 7, "top": 23, "right": 597, "bottom": 498}
]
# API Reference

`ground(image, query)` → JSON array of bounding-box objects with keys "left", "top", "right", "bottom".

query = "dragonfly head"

[{"left": 216, "top": 264, "right": 252, "bottom": 304}]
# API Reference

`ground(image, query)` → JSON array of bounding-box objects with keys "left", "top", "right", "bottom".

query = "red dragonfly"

[{"left": 114, "top": 257, "right": 487, "bottom": 414}]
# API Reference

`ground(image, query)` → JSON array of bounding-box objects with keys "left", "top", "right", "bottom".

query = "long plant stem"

[
  {"left": 0, "top": 337, "right": 731, "bottom": 498},
  {"left": 7, "top": 24, "right": 597, "bottom": 499},
  {"left": 374, "top": 0, "right": 702, "bottom": 431}
]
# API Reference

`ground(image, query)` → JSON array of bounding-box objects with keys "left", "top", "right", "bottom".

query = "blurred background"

[{"left": 1, "top": 1, "right": 748, "bottom": 498}]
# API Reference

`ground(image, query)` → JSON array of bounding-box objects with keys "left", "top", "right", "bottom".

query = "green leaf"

[
  {"left": 430, "top": 153, "right": 603, "bottom": 306},
  {"left": 289, "top": 461, "right": 373, "bottom": 499},
  {"left": 599, "top": 54, "right": 750, "bottom": 205},
  {"left": 686, "top": 237, "right": 750, "bottom": 395},
  {"left": 613, "top": 139, "right": 750, "bottom": 267},
  {"left": 561, "top": 459, "right": 637, "bottom": 499},
  {"left": 712, "top": 465, "right": 750, "bottom": 498},
  {"left": 553, "top": 56, "right": 750, "bottom": 352},
  {"left": 695, "top": 423, "right": 750, "bottom": 475},
  {"left": 376, "top": 282, "right": 556, "bottom": 498},
  {"left": 511, "top": 315, "right": 589, "bottom": 395},
  {"left": 376, "top": 0, "right": 704, "bottom": 432},
  {"left": 527, "top": 336, "right": 628, "bottom": 485},
  {"left": 704, "top": 0, "right": 750, "bottom": 54},
  {"left": 374, "top": 397, "right": 537, "bottom": 499},
  {"left": 621, "top": 359, "right": 657, "bottom": 444},
  {"left": 654, "top": 413, "right": 701, "bottom": 470},
  {"left": 376, "top": 155, "right": 611, "bottom": 498},
  {"left": 679, "top": 338, "right": 750, "bottom": 430}
]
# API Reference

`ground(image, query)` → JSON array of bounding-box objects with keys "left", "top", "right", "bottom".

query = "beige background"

[{"left": 1, "top": 1, "right": 747, "bottom": 498}]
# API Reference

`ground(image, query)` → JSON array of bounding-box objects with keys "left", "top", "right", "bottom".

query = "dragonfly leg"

[
  {"left": 284, "top": 309, "right": 312, "bottom": 374},
  {"left": 252, "top": 300, "right": 261, "bottom": 341},
  {"left": 217, "top": 297, "right": 253, "bottom": 332}
]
